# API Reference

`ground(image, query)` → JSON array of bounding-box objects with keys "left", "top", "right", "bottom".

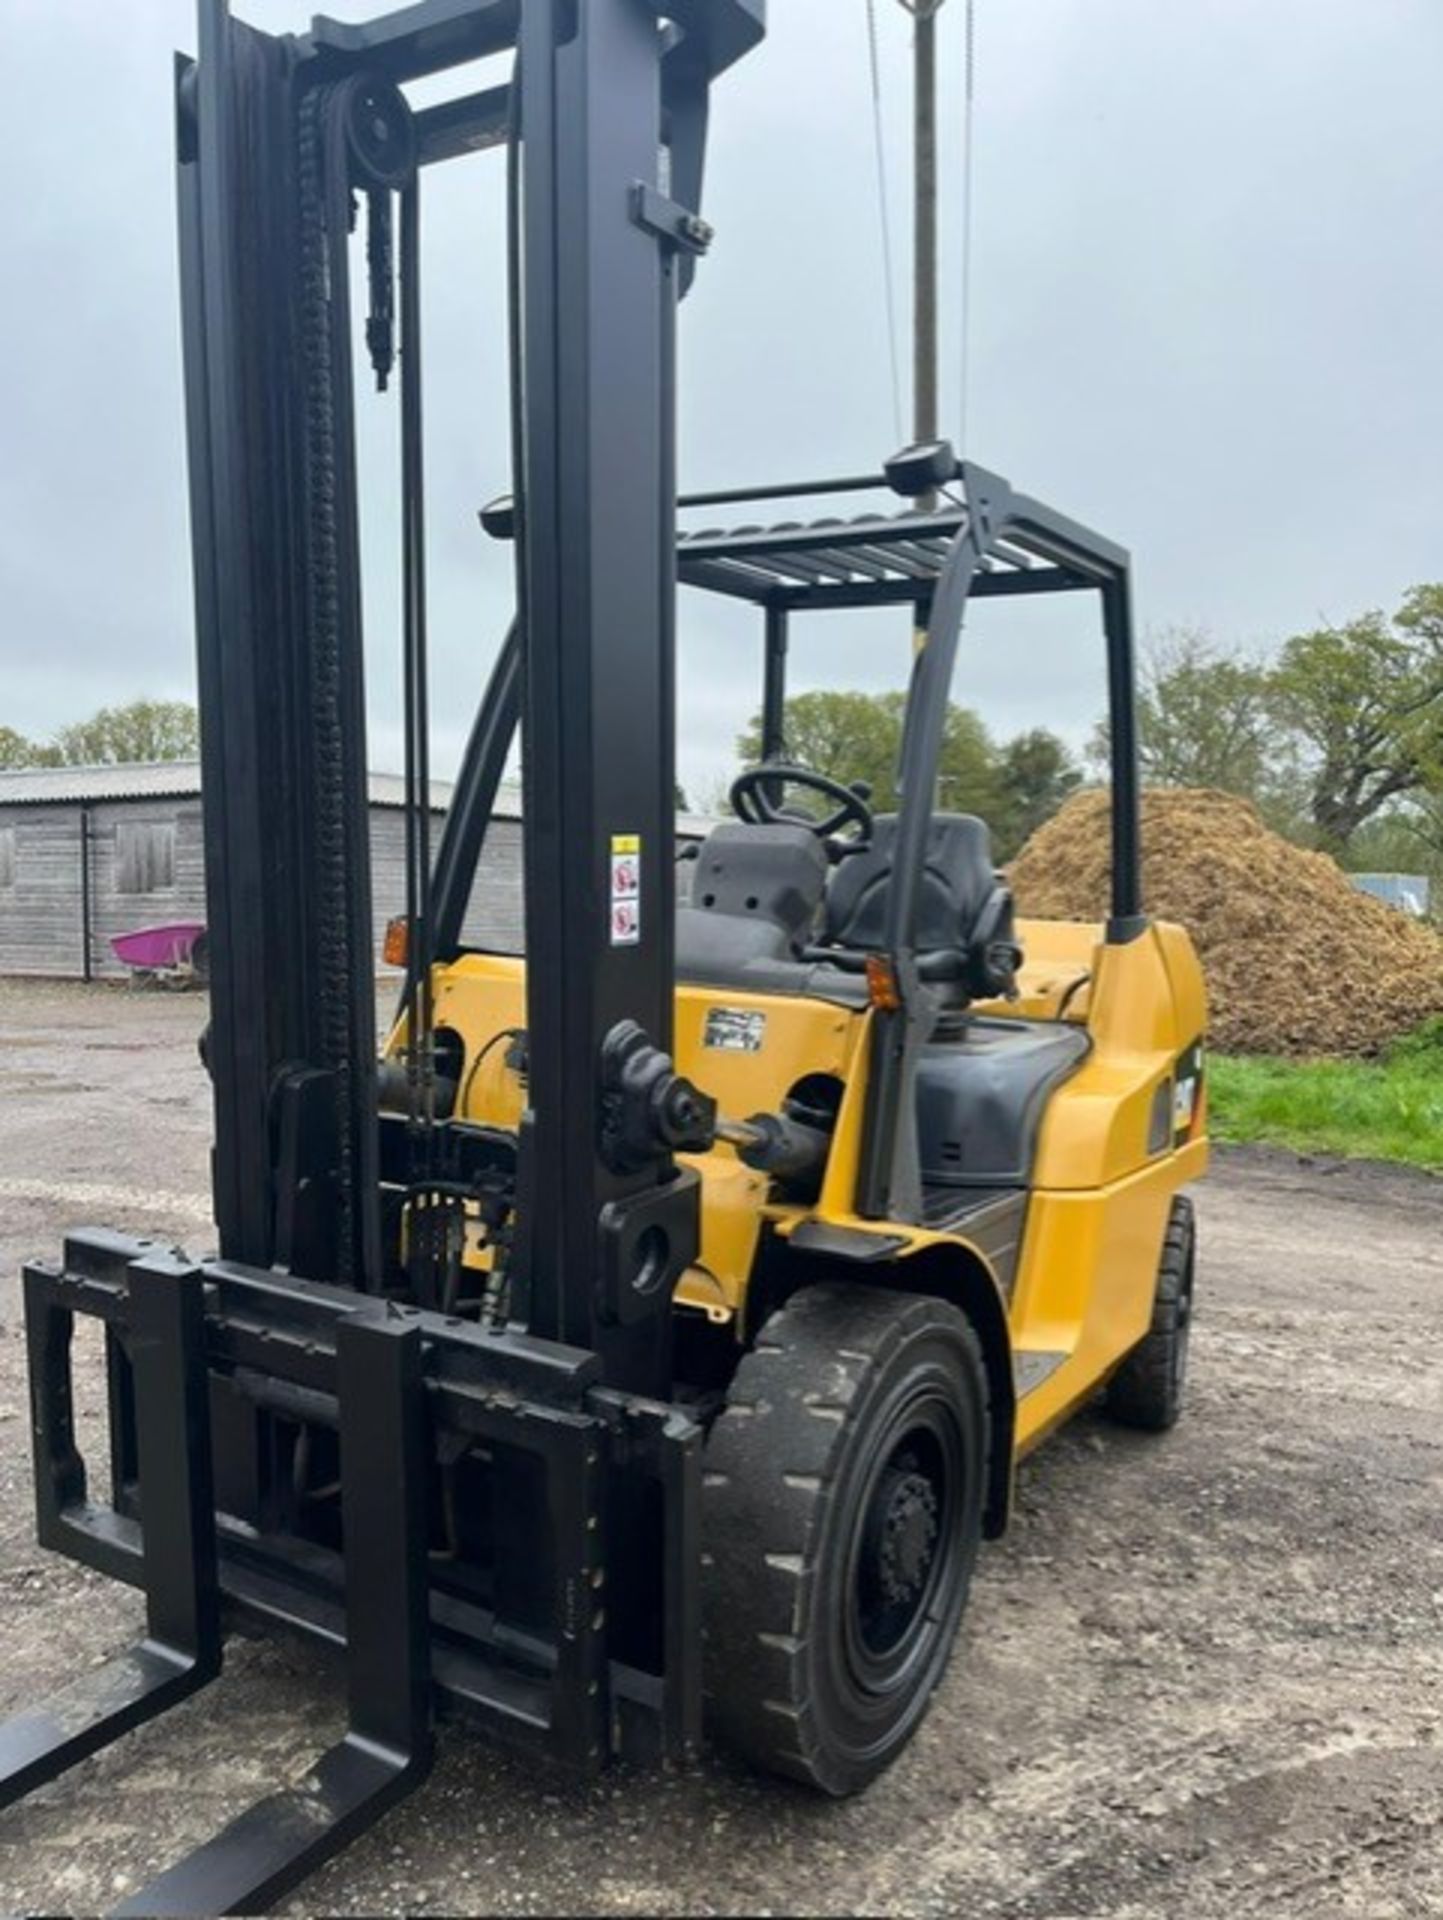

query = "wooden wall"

[
  {"left": 0, "top": 800, "right": 206, "bottom": 979},
  {"left": 1, "top": 802, "right": 695, "bottom": 980},
  {"left": 368, "top": 809, "right": 528, "bottom": 968},
  {"left": 0, "top": 806, "right": 86, "bottom": 975},
  {"left": 0, "top": 799, "right": 454, "bottom": 980}
]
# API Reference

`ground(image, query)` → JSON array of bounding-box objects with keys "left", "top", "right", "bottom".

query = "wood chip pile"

[{"left": 1007, "top": 788, "right": 1443, "bottom": 1057}]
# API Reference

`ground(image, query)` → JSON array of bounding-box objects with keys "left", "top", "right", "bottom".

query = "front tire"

[{"left": 702, "top": 1283, "right": 989, "bottom": 1796}]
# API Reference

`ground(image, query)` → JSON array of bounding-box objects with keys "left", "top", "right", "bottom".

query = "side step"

[
  {"left": 0, "top": 1256, "right": 433, "bottom": 1916},
  {"left": 1014, "top": 1348, "right": 1068, "bottom": 1398}
]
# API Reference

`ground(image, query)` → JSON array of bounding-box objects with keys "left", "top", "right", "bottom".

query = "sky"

[{"left": 3, "top": 0, "right": 1441, "bottom": 806}]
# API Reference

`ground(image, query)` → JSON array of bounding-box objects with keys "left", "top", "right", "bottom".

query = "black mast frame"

[{"left": 0, "top": 0, "right": 764, "bottom": 1903}]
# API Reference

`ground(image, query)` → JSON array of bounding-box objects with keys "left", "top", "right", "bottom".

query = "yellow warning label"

[{"left": 610, "top": 832, "right": 642, "bottom": 946}]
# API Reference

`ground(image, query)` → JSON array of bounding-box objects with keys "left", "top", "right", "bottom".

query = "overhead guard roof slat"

[{"left": 676, "top": 478, "right": 1126, "bottom": 610}]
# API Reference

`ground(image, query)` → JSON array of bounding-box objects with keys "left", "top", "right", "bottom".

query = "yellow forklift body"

[{"left": 416, "top": 903, "right": 1208, "bottom": 1468}]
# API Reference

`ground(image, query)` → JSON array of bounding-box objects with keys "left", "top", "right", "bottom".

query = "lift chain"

[{"left": 297, "top": 80, "right": 359, "bottom": 1285}]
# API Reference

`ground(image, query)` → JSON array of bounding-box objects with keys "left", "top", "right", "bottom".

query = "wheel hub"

[
  {"left": 875, "top": 1465, "right": 939, "bottom": 1607},
  {"left": 846, "top": 1394, "right": 969, "bottom": 1683}
]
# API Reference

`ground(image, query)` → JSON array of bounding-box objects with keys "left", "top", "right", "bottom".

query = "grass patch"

[{"left": 1209, "top": 1022, "right": 1443, "bottom": 1171}]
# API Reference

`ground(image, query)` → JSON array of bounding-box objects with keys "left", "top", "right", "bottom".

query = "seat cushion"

[{"left": 675, "top": 907, "right": 869, "bottom": 1007}]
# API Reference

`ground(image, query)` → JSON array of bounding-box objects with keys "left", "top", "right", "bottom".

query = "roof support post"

[
  {"left": 1102, "top": 573, "right": 1145, "bottom": 933},
  {"left": 761, "top": 603, "right": 790, "bottom": 770},
  {"left": 853, "top": 463, "right": 1152, "bottom": 1220}
]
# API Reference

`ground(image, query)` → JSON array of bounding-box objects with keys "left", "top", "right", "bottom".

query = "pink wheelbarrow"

[{"left": 110, "top": 921, "right": 210, "bottom": 986}]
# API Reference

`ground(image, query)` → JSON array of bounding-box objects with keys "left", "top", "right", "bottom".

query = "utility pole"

[
  {"left": 897, "top": 0, "right": 945, "bottom": 514},
  {"left": 908, "top": 0, "right": 944, "bottom": 455}
]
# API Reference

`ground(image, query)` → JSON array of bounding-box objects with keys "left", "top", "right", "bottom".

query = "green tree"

[
  {"left": 0, "top": 726, "right": 41, "bottom": 768},
  {"left": 1347, "top": 802, "right": 1443, "bottom": 881},
  {"left": 1091, "top": 627, "right": 1284, "bottom": 799},
  {"left": 736, "top": 688, "right": 999, "bottom": 818},
  {"left": 992, "top": 728, "right": 1082, "bottom": 859},
  {"left": 738, "top": 688, "right": 907, "bottom": 808},
  {"left": 1274, "top": 585, "right": 1443, "bottom": 854},
  {"left": 52, "top": 700, "right": 199, "bottom": 767}
]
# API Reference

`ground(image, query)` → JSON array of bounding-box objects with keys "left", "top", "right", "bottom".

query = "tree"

[
  {"left": 1347, "top": 802, "right": 1443, "bottom": 879},
  {"left": 51, "top": 700, "right": 199, "bottom": 767},
  {"left": 0, "top": 704, "right": 197, "bottom": 774},
  {"left": 1274, "top": 585, "right": 1443, "bottom": 854},
  {"left": 992, "top": 728, "right": 1082, "bottom": 859},
  {"left": 738, "top": 689, "right": 905, "bottom": 808},
  {"left": 737, "top": 688, "right": 1000, "bottom": 818},
  {"left": 0, "top": 726, "right": 45, "bottom": 769},
  {"left": 1344, "top": 795, "right": 1443, "bottom": 926},
  {"left": 1091, "top": 627, "right": 1284, "bottom": 800}
]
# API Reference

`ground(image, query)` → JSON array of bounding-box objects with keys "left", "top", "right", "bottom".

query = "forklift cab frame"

[{"left": 441, "top": 449, "right": 1147, "bottom": 1225}]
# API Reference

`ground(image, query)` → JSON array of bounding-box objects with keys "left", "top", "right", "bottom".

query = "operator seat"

[
  {"left": 819, "top": 812, "right": 1022, "bottom": 1000},
  {"left": 673, "top": 814, "right": 1023, "bottom": 1009},
  {"left": 675, "top": 822, "right": 832, "bottom": 989}
]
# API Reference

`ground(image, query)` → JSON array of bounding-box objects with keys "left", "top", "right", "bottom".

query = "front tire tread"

[{"left": 702, "top": 1283, "right": 987, "bottom": 1795}]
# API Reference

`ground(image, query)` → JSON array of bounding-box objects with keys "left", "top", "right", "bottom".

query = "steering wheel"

[{"left": 730, "top": 763, "right": 875, "bottom": 845}]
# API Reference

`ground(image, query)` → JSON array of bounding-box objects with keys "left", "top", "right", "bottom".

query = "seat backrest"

[
  {"left": 689, "top": 822, "right": 828, "bottom": 945},
  {"left": 822, "top": 812, "right": 1021, "bottom": 999}
]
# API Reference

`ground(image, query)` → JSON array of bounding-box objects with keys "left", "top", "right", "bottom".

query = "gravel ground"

[{"left": 0, "top": 978, "right": 1439, "bottom": 1918}]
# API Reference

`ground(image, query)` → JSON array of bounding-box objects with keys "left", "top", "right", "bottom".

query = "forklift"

[{"left": 0, "top": 0, "right": 1207, "bottom": 1908}]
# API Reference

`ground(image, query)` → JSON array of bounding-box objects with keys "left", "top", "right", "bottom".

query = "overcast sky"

[{"left": 3, "top": 0, "right": 1440, "bottom": 802}]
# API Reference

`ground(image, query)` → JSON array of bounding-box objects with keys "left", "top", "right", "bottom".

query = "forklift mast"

[
  {"left": 180, "top": 0, "right": 762, "bottom": 1395},
  {"left": 0, "top": 3, "right": 764, "bottom": 1907}
]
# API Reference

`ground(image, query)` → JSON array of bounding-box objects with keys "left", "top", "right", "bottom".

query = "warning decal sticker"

[{"left": 610, "top": 833, "right": 641, "bottom": 946}]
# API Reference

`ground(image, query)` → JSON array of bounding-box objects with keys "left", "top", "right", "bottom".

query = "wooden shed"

[{"left": 0, "top": 762, "right": 709, "bottom": 980}]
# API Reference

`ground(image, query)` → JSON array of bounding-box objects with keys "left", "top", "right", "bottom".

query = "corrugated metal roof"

[
  {"left": 364, "top": 770, "right": 465, "bottom": 813},
  {"left": 0, "top": 760, "right": 206, "bottom": 804},
  {"left": 0, "top": 762, "right": 714, "bottom": 833},
  {"left": 0, "top": 760, "right": 457, "bottom": 811}
]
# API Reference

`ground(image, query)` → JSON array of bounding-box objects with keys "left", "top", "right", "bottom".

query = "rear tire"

[
  {"left": 1103, "top": 1194, "right": 1196, "bottom": 1432},
  {"left": 702, "top": 1283, "right": 988, "bottom": 1796}
]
